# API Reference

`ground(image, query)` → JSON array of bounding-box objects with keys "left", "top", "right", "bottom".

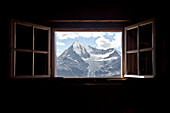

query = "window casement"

[
  {"left": 124, "top": 19, "right": 156, "bottom": 78},
  {"left": 9, "top": 20, "right": 51, "bottom": 78},
  {"left": 9, "top": 19, "right": 155, "bottom": 79}
]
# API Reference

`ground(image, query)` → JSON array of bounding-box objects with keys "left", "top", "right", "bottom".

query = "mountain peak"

[
  {"left": 72, "top": 40, "right": 90, "bottom": 58},
  {"left": 74, "top": 40, "right": 79, "bottom": 43},
  {"left": 72, "top": 40, "right": 83, "bottom": 48},
  {"left": 73, "top": 40, "right": 81, "bottom": 45},
  {"left": 72, "top": 40, "right": 88, "bottom": 50}
]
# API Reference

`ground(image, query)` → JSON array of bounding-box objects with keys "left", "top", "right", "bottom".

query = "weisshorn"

[{"left": 57, "top": 41, "right": 121, "bottom": 77}]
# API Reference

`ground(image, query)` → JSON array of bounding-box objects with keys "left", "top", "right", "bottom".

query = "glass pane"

[
  {"left": 126, "top": 28, "right": 137, "bottom": 51},
  {"left": 16, "top": 24, "right": 33, "bottom": 49},
  {"left": 15, "top": 51, "right": 32, "bottom": 76},
  {"left": 34, "top": 28, "right": 48, "bottom": 51},
  {"left": 139, "top": 51, "right": 153, "bottom": 75},
  {"left": 139, "top": 23, "right": 152, "bottom": 49},
  {"left": 127, "top": 53, "right": 137, "bottom": 75},
  {"left": 55, "top": 32, "right": 122, "bottom": 78},
  {"left": 34, "top": 53, "right": 48, "bottom": 75}
]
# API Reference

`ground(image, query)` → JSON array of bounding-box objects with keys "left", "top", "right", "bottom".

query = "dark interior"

[{"left": 5, "top": 1, "right": 170, "bottom": 113}]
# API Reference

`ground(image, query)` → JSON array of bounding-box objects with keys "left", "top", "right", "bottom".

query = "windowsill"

[
  {"left": 9, "top": 76, "right": 127, "bottom": 85},
  {"left": 124, "top": 75, "right": 154, "bottom": 78},
  {"left": 50, "top": 77, "right": 127, "bottom": 86},
  {"left": 8, "top": 76, "right": 157, "bottom": 86}
]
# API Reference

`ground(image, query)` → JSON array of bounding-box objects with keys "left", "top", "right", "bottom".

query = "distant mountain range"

[{"left": 57, "top": 41, "right": 121, "bottom": 77}]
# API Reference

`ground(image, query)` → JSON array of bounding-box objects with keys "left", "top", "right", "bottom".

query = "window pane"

[
  {"left": 34, "top": 53, "right": 48, "bottom": 75},
  {"left": 139, "top": 23, "right": 152, "bottom": 49},
  {"left": 127, "top": 53, "right": 137, "bottom": 75},
  {"left": 34, "top": 28, "right": 48, "bottom": 51},
  {"left": 15, "top": 51, "right": 32, "bottom": 76},
  {"left": 127, "top": 28, "right": 137, "bottom": 51},
  {"left": 139, "top": 51, "right": 152, "bottom": 75},
  {"left": 16, "top": 24, "right": 33, "bottom": 49},
  {"left": 55, "top": 32, "right": 122, "bottom": 77}
]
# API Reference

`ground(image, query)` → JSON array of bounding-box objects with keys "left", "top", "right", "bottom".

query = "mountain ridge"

[{"left": 57, "top": 41, "right": 121, "bottom": 77}]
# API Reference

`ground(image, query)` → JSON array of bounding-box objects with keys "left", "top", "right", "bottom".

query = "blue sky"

[{"left": 55, "top": 32, "right": 122, "bottom": 56}]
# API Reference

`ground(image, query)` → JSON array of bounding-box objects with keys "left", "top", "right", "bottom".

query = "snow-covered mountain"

[{"left": 57, "top": 41, "right": 121, "bottom": 77}]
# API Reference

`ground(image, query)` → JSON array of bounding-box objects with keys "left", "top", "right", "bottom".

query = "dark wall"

[
  {"left": 6, "top": 1, "right": 170, "bottom": 113},
  {"left": 7, "top": 78, "right": 170, "bottom": 113},
  {"left": 6, "top": 1, "right": 170, "bottom": 77}
]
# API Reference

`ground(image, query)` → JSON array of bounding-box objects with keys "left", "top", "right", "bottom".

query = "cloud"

[
  {"left": 56, "top": 42, "right": 65, "bottom": 46},
  {"left": 95, "top": 36, "right": 112, "bottom": 50},
  {"left": 95, "top": 32, "right": 122, "bottom": 50},
  {"left": 78, "top": 32, "right": 104, "bottom": 38},
  {"left": 55, "top": 32, "right": 104, "bottom": 40},
  {"left": 55, "top": 32, "right": 78, "bottom": 40},
  {"left": 56, "top": 48, "right": 63, "bottom": 57},
  {"left": 112, "top": 32, "right": 122, "bottom": 49},
  {"left": 107, "top": 32, "right": 114, "bottom": 36}
]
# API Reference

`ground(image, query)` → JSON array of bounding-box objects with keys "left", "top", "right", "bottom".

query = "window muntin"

[{"left": 55, "top": 31, "right": 122, "bottom": 78}]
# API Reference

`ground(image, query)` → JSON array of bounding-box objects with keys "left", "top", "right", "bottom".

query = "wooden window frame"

[
  {"left": 9, "top": 19, "right": 51, "bottom": 78},
  {"left": 9, "top": 19, "right": 155, "bottom": 79},
  {"left": 52, "top": 28, "right": 124, "bottom": 79},
  {"left": 124, "top": 19, "right": 156, "bottom": 78}
]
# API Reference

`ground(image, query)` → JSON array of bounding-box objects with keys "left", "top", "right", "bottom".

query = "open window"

[
  {"left": 9, "top": 20, "right": 51, "bottom": 78},
  {"left": 124, "top": 19, "right": 156, "bottom": 78},
  {"left": 9, "top": 19, "right": 155, "bottom": 79}
]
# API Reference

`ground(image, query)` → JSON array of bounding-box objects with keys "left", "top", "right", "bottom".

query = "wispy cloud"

[
  {"left": 56, "top": 42, "right": 65, "bottom": 46},
  {"left": 55, "top": 32, "right": 78, "bottom": 40},
  {"left": 55, "top": 32, "right": 104, "bottom": 40}
]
